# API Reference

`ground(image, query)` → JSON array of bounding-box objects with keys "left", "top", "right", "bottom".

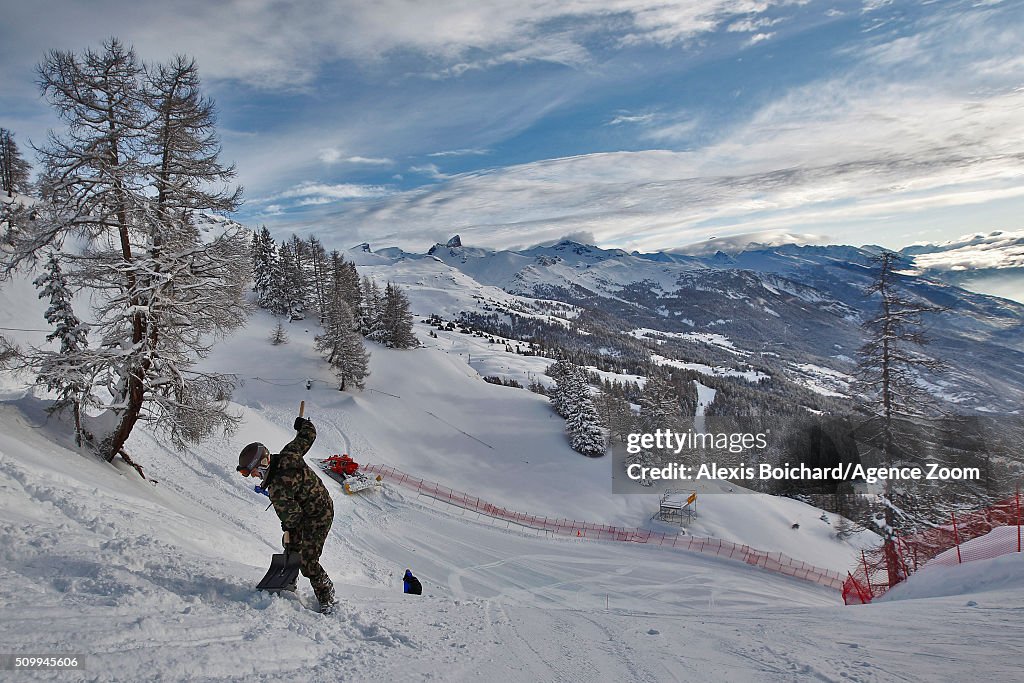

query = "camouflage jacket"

[{"left": 263, "top": 419, "right": 333, "bottom": 531}]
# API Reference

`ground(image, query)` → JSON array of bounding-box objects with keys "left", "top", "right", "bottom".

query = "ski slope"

[{"left": 1, "top": 275, "right": 1022, "bottom": 681}]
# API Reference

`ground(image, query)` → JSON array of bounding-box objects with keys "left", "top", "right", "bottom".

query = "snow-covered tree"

[
  {"left": 360, "top": 275, "right": 383, "bottom": 338},
  {"left": 637, "top": 375, "right": 682, "bottom": 434},
  {"left": 330, "top": 251, "right": 362, "bottom": 317},
  {"left": 545, "top": 358, "right": 576, "bottom": 418},
  {"left": 378, "top": 282, "right": 417, "bottom": 348},
  {"left": 4, "top": 39, "right": 247, "bottom": 460},
  {"left": 269, "top": 320, "right": 289, "bottom": 345},
  {"left": 547, "top": 360, "right": 607, "bottom": 457},
  {"left": 33, "top": 251, "right": 91, "bottom": 444},
  {"left": 563, "top": 370, "right": 607, "bottom": 457},
  {"left": 315, "top": 298, "right": 370, "bottom": 390},
  {"left": 275, "top": 239, "right": 306, "bottom": 319},
  {"left": 0, "top": 128, "right": 32, "bottom": 197},
  {"left": 307, "top": 236, "right": 328, "bottom": 321},
  {"left": 251, "top": 226, "right": 276, "bottom": 306}
]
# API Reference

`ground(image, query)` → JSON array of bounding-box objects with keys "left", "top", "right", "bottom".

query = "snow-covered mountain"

[
  {"left": 901, "top": 229, "right": 1024, "bottom": 304},
  {"left": 348, "top": 236, "right": 1024, "bottom": 414}
]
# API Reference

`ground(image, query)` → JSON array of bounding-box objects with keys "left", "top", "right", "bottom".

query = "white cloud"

[
  {"left": 408, "top": 164, "right": 452, "bottom": 180},
  {"left": 746, "top": 32, "right": 774, "bottom": 45},
  {"left": 607, "top": 112, "right": 657, "bottom": 126},
  {"left": 428, "top": 148, "right": 491, "bottom": 157},
  {"left": 319, "top": 148, "right": 394, "bottom": 165},
  {"left": 260, "top": 181, "right": 392, "bottom": 207}
]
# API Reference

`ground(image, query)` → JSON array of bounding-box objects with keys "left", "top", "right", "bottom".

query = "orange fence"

[
  {"left": 843, "top": 490, "right": 1022, "bottom": 605},
  {"left": 361, "top": 463, "right": 846, "bottom": 592}
]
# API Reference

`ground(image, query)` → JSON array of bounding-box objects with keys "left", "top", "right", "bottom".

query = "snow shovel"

[{"left": 256, "top": 550, "right": 302, "bottom": 592}]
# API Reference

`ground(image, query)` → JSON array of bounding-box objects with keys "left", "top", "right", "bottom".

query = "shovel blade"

[{"left": 256, "top": 551, "right": 302, "bottom": 592}]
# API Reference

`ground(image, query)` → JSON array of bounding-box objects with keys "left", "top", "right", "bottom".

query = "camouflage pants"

[{"left": 288, "top": 514, "right": 334, "bottom": 603}]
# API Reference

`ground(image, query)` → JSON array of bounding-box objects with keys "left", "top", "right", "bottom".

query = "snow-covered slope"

[{"left": 1, "top": 257, "right": 1021, "bottom": 680}]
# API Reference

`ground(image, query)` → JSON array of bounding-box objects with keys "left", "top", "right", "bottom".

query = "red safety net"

[
  {"left": 361, "top": 463, "right": 846, "bottom": 592},
  {"left": 843, "top": 490, "right": 1023, "bottom": 605}
]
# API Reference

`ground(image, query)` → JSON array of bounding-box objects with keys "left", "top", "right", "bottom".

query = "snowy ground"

[{"left": 1, "top": 274, "right": 1022, "bottom": 681}]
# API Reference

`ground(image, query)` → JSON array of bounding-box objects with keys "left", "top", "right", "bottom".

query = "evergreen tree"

[
  {"left": 251, "top": 226, "right": 276, "bottom": 306},
  {"left": 637, "top": 375, "right": 682, "bottom": 433},
  {"left": 546, "top": 358, "right": 576, "bottom": 418},
  {"left": 360, "top": 275, "right": 383, "bottom": 338},
  {"left": 275, "top": 240, "right": 306, "bottom": 319},
  {"left": 0, "top": 128, "right": 32, "bottom": 197},
  {"left": 563, "top": 368, "right": 607, "bottom": 457},
  {"left": 378, "top": 282, "right": 417, "bottom": 348},
  {"left": 315, "top": 298, "right": 370, "bottom": 390},
  {"left": 269, "top": 320, "right": 288, "bottom": 345},
  {"left": 33, "top": 251, "right": 91, "bottom": 445},
  {"left": 627, "top": 375, "right": 683, "bottom": 486}
]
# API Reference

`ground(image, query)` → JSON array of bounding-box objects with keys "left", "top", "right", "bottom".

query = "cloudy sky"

[{"left": 2, "top": 0, "right": 1023, "bottom": 253}]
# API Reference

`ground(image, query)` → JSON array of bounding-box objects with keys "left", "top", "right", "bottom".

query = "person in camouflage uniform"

[{"left": 238, "top": 416, "right": 336, "bottom": 613}]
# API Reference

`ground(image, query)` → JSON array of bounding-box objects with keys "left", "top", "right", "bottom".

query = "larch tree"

[
  {"left": 855, "top": 249, "right": 945, "bottom": 585},
  {"left": 3, "top": 39, "right": 248, "bottom": 463}
]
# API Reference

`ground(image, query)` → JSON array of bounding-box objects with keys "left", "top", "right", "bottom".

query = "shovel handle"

[{"left": 299, "top": 400, "right": 305, "bottom": 418}]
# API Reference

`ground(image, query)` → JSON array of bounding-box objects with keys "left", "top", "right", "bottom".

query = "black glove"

[{"left": 293, "top": 416, "right": 311, "bottom": 431}]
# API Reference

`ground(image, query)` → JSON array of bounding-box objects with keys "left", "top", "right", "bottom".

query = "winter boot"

[{"left": 316, "top": 580, "right": 337, "bottom": 615}]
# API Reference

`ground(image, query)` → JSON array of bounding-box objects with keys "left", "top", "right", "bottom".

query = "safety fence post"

[
  {"left": 861, "top": 551, "right": 873, "bottom": 597},
  {"left": 951, "top": 512, "right": 962, "bottom": 564}
]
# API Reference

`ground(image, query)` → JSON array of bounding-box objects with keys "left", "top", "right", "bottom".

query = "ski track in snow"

[
  {"left": 0, "top": 301, "right": 1021, "bottom": 681},
  {"left": 2, "top": 400, "right": 1024, "bottom": 682}
]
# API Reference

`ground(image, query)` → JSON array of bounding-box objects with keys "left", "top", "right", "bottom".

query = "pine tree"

[
  {"left": 360, "top": 276, "right": 383, "bottom": 338},
  {"left": 251, "top": 226, "right": 276, "bottom": 306},
  {"left": 637, "top": 375, "right": 682, "bottom": 433},
  {"left": 315, "top": 298, "right": 370, "bottom": 390},
  {"left": 0, "top": 128, "right": 32, "bottom": 197},
  {"left": 376, "top": 282, "right": 417, "bottom": 348},
  {"left": 546, "top": 358, "right": 576, "bottom": 418},
  {"left": 627, "top": 375, "right": 683, "bottom": 485},
  {"left": 563, "top": 368, "right": 607, "bottom": 457},
  {"left": 33, "top": 251, "right": 91, "bottom": 445},
  {"left": 269, "top": 320, "right": 289, "bottom": 345},
  {"left": 276, "top": 240, "right": 306, "bottom": 319}
]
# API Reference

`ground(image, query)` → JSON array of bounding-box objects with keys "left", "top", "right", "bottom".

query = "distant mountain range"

[{"left": 346, "top": 231, "right": 1024, "bottom": 415}]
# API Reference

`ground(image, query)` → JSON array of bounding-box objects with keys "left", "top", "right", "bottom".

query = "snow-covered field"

[{"left": 1, "top": 270, "right": 1022, "bottom": 681}]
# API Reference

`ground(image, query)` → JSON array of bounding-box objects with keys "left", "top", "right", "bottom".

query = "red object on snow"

[{"left": 325, "top": 454, "right": 360, "bottom": 476}]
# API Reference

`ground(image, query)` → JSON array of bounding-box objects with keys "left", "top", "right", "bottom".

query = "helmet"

[{"left": 238, "top": 442, "right": 270, "bottom": 474}]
